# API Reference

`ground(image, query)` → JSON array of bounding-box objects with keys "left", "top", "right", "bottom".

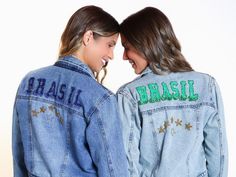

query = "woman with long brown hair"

[
  {"left": 12, "top": 6, "right": 128, "bottom": 177},
  {"left": 117, "top": 7, "right": 228, "bottom": 177}
]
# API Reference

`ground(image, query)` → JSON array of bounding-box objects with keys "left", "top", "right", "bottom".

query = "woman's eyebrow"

[{"left": 111, "top": 40, "right": 116, "bottom": 45}]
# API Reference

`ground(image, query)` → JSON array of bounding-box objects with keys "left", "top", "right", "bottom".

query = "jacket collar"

[
  {"left": 55, "top": 55, "right": 95, "bottom": 79},
  {"left": 140, "top": 65, "right": 170, "bottom": 76},
  {"left": 140, "top": 66, "right": 152, "bottom": 76}
]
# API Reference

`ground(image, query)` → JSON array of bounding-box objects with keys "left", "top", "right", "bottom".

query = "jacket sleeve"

[
  {"left": 116, "top": 88, "right": 141, "bottom": 176},
  {"left": 86, "top": 93, "right": 129, "bottom": 177},
  {"left": 12, "top": 100, "right": 28, "bottom": 177},
  {"left": 203, "top": 78, "right": 228, "bottom": 177}
]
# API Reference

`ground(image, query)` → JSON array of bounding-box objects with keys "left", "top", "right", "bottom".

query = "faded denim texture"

[
  {"left": 117, "top": 67, "right": 228, "bottom": 177},
  {"left": 12, "top": 56, "right": 128, "bottom": 177}
]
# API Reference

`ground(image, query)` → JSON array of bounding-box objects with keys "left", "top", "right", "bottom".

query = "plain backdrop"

[{"left": 1, "top": 0, "right": 235, "bottom": 176}]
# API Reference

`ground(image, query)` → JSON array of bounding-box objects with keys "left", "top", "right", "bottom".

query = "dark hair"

[
  {"left": 120, "top": 7, "right": 193, "bottom": 74},
  {"left": 59, "top": 5, "right": 119, "bottom": 83}
]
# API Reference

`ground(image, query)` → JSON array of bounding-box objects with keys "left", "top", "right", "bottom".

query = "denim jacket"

[
  {"left": 116, "top": 67, "right": 228, "bottom": 177},
  {"left": 12, "top": 56, "right": 129, "bottom": 177}
]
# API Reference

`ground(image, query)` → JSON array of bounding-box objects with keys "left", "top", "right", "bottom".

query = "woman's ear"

[{"left": 82, "top": 30, "right": 93, "bottom": 46}]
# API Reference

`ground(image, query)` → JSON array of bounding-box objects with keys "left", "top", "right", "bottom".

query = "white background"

[{"left": 0, "top": 0, "right": 235, "bottom": 176}]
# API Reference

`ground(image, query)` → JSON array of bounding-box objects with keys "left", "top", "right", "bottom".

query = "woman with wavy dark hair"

[
  {"left": 117, "top": 7, "right": 227, "bottom": 177},
  {"left": 12, "top": 6, "right": 128, "bottom": 177}
]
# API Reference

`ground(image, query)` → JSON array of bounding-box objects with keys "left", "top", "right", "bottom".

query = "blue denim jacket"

[
  {"left": 12, "top": 56, "right": 129, "bottom": 177},
  {"left": 116, "top": 67, "right": 228, "bottom": 177}
]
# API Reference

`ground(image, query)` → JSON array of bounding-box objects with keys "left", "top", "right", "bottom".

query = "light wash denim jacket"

[
  {"left": 116, "top": 67, "right": 228, "bottom": 177},
  {"left": 12, "top": 56, "right": 129, "bottom": 177}
]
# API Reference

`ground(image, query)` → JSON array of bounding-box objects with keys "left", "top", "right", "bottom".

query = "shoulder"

[
  {"left": 116, "top": 75, "right": 146, "bottom": 107},
  {"left": 117, "top": 74, "right": 147, "bottom": 94},
  {"left": 184, "top": 71, "right": 214, "bottom": 80},
  {"left": 184, "top": 71, "right": 217, "bottom": 91},
  {"left": 16, "top": 66, "right": 51, "bottom": 91},
  {"left": 17, "top": 65, "right": 115, "bottom": 108}
]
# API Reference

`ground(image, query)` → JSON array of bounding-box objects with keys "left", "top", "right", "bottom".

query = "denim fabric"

[
  {"left": 116, "top": 67, "right": 228, "bottom": 177},
  {"left": 12, "top": 56, "right": 129, "bottom": 177}
]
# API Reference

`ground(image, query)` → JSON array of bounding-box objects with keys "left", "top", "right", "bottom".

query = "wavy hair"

[
  {"left": 59, "top": 5, "right": 119, "bottom": 83},
  {"left": 120, "top": 7, "right": 193, "bottom": 74}
]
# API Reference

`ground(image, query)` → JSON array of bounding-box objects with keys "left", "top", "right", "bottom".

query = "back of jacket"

[
  {"left": 12, "top": 56, "right": 128, "bottom": 177},
  {"left": 117, "top": 67, "right": 228, "bottom": 177}
]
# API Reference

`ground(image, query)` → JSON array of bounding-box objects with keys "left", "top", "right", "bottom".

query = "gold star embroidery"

[
  {"left": 31, "top": 110, "right": 38, "bottom": 117},
  {"left": 58, "top": 116, "right": 64, "bottom": 124},
  {"left": 185, "top": 123, "right": 192, "bottom": 130},
  {"left": 48, "top": 105, "right": 55, "bottom": 112},
  {"left": 164, "top": 121, "right": 170, "bottom": 129},
  {"left": 175, "top": 119, "right": 182, "bottom": 126},
  {"left": 40, "top": 107, "right": 46, "bottom": 113},
  {"left": 158, "top": 126, "right": 165, "bottom": 133},
  {"left": 55, "top": 111, "right": 61, "bottom": 118}
]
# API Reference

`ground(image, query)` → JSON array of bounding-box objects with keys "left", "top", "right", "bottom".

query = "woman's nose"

[
  {"left": 123, "top": 50, "right": 128, "bottom": 60},
  {"left": 108, "top": 49, "right": 114, "bottom": 60}
]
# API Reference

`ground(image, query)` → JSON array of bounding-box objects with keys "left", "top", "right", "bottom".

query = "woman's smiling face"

[
  {"left": 83, "top": 32, "right": 119, "bottom": 72},
  {"left": 121, "top": 35, "right": 148, "bottom": 74}
]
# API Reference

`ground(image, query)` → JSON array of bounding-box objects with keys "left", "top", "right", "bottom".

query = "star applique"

[
  {"left": 158, "top": 126, "right": 165, "bottom": 133},
  {"left": 175, "top": 119, "right": 182, "bottom": 126},
  {"left": 48, "top": 105, "right": 55, "bottom": 112},
  {"left": 40, "top": 106, "right": 46, "bottom": 113},
  {"left": 52, "top": 108, "right": 64, "bottom": 125},
  {"left": 55, "top": 111, "right": 60, "bottom": 118},
  {"left": 58, "top": 116, "right": 64, "bottom": 124},
  {"left": 185, "top": 123, "right": 192, "bottom": 130},
  {"left": 31, "top": 110, "right": 38, "bottom": 117},
  {"left": 164, "top": 121, "right": 170, "bottom": 129}
]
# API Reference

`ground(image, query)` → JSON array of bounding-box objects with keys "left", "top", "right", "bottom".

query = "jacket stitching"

[
  {"left": 96, "top": 113, "right": 115, "bottom": 177},
  {"left": 59, "top": 120, "right": 70, "bottom": 177},
  {"left": 28, "top": 101, "right": 34, "bottom": 173},
  {"left": 17, "top": 95, "right": 84, "bottom": 118},
  {"left": 117, "top": 90, "right": 137, "bottom": 108},
  {"left": 86, "top": 92, "right": 113, "bottom": 121},
  {"left": 54, "top": 60, "right": 92, "bottom": 78},
  {"left": 141, "top": 102, "right": 215, "bottom": 115}
]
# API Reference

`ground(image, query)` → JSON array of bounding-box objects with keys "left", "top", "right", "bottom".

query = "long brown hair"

[
  {"left": 120, "top": 7, "right": 193, "bottom": 75},
  {"left": 59, "top": 5, "right": 119, "bottom": 83}
]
